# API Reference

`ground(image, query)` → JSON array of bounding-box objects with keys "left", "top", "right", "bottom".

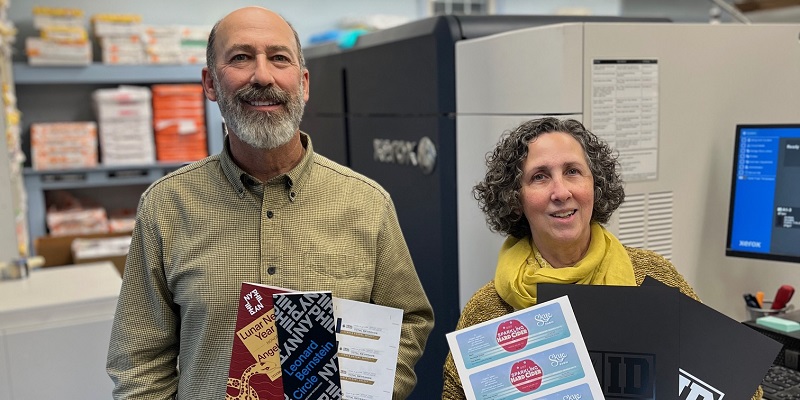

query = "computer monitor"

[{"left": 726, "top": 124, "right": 800, "bottom": 263}]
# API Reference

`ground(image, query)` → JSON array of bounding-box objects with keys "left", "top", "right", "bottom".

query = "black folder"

[
  {"left": 641, "top": 276, "right": 781, "bottom": 400},
  {"left": 538, "top": 283, "right": 680, "bottom": 399}
]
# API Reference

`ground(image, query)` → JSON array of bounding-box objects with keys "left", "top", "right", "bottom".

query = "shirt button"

[
  {"left": 267, "top": 266, "right": 277, "bottom": 275},
  {"left": 266, "top": 210, "right": 274, "bottom": 218}
]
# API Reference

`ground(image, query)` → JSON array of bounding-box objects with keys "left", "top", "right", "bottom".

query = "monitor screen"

[{"left": 727, "top": 124, "right": 800, "bottom": 263}]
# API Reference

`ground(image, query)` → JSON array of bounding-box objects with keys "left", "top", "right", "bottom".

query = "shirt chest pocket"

[{"left": 301, "top": 252, "right": 374, "bottom": 302}]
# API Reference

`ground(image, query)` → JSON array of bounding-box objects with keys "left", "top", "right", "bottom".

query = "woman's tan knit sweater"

[{"left": 441, "top": 246, "right": 763, "bottom": 400}]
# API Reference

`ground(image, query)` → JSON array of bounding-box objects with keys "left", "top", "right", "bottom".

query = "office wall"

[
  {"left": 10, "top": 0, "right": 794, "bottom": 316},
  {"left": 8, "top": 0, "right": 730, "bottom": 59},
  {"left": 621, "top": 0, "right": 720, "bottom": 22},
  {"left": 496, "top": 0, "right": 620, "bottom": 15},
  {"left": 6, "top": 0, "right": 426, "bottom": 61}
]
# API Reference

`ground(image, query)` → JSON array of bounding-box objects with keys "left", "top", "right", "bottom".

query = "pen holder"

[{"left": 747, "top": 301, "right": 794, "bottom": 320}]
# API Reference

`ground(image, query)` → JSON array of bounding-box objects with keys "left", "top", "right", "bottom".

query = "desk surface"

[
  {"left": 744, "top": 309, "right": 800, "bottom": 340},
  {"left": 0, "top": 262, "right": 121, "bottom": 317},
  {"left": 0, "top": 262, "right": 121, "bottom": 399}
]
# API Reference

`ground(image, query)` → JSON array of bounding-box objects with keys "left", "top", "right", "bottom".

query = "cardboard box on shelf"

[
  {"left": 34, "top": 231, "right": 132, "bottom": 275},
  {"left": 72, "top": 235, "right": 131, "bottom": 276}
]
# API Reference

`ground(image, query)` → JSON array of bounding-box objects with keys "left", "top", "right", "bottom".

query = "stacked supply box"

[
  {"left": 30, "top": 122, "right": 98, "bottom": 170},
  {"left": 46, "top": 206, "right": 108, "bottom": 237},
  {"left": 152, "top": 84, "right": 207, "bottom": 161},
  {"left": 26, "top": 7, "right": 91, "bottom": 65},
  {"left": 142, "top": 26, "right": 182, "bottom": 64},
  {"left": 92, "top": 14, "right": 145, "bottom": 65},
  {"left": 179, "top": 25, "right": 210, "bottom": 64},
  {"left": 93, "top": 86, "right": 155, "bottom": 165},
  {"left": 44, "top": 191, "right": 109, "bottom": 238}
]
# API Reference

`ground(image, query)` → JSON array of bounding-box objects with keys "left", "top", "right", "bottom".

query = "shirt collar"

[{"left": 219, "top": 132, "right": 315, "bottom": 200}]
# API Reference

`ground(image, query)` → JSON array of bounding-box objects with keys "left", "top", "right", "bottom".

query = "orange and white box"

[
  {"left": 46, "top": 207, "right": 109, "bottom": 237},
  {"left": 146, "top": 53, "right": 184, "bottom": 65},
  {"left": 26, "top": 37, "right": 92, "bottom": 66},
  {"left": 95, "top": 102, "right": 152, "bottom": 120},
  {"left": 92, "top": 13, "right": 142, "bottom": 36},
  {"left": 178, "top": 25, "right": 210, "bottom": 65},
  {"left": 99, "top": 36, "right": 145, "bottom": 65},
  {"left": 179, "top": 49, "right": 206, "bottom": 65},
  {"left": 100, "top": 35, "right": 142, "bottom": 49},
  {"left": 142, "top": 25, "right": 182, "bottom": 46},
  {"left": 142, "top": 25, "right": 183, "bottom": 65},
  {"left": 40, "top": 26, "right": 88, "bottom": 43},
  {"left": 102, "top": 51, "right": 146, "bottom": 65},
  {"left": 151, "top": 83, "right": 208, "bottom": 161},
  {"left": 180, "top": 25, "right": 211, "bottom": 41},
  {"left": 108, "top": 209, "right": 137, "bottom": 233},
  {"left": 33, "top": 6, "right": 84, "bottom": 30},
  {"left": 30, "top": 122, "right": 98, "bottom": 170}
]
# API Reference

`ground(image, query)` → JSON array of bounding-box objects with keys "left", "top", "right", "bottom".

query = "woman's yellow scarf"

[{"left": 494, "top": 222, "right": 636, "bottom": 310}]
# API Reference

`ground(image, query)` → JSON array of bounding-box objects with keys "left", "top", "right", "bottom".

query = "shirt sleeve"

[
  {"left": 371, "top": 197, "right": 435, "bottom": 398},
  {"left": 106, "top": 193, "right": 180, "bottom": 399}
]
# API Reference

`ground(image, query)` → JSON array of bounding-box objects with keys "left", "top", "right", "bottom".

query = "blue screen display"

[{"left": 727, "top": 125, "right": 800, "bottom": 263}]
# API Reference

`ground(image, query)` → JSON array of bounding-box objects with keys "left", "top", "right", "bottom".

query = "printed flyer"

[
  {"left": 273, "top": 291, "right": 342, "bottom": 399},
  {"left": 333, "top": 298, "right": 403, "bottom": 400},
  {"left": 446, "top": 296, "right": 602, "bottom": 400},
  {"left": 226, "top": 283, "right": 290, "bottom": 400}
]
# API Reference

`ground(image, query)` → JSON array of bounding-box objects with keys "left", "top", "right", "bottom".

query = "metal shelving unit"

[
  {"left": 14, "top": 62, "right": 223, "bottom": 253},
  {"left": 23, "top": 163, "right": 188, "bottom": 245},
  {"left": 12, "top": 63, "right": 223, "bottom": 153},
  {"left": 1, "top": 6, "right": 24, "bottom": 260},
  {"left": 13, "top": 62, "right": 210, "bottom": 85}
]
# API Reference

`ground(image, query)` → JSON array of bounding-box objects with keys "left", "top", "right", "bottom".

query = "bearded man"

[{"left": 106, "top": 7, "right": 434, "bottom": 399}]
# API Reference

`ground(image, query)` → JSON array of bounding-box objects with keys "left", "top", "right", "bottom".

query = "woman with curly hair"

[{"left": 440, "top": 117, "right": 738, "bottom": 398}]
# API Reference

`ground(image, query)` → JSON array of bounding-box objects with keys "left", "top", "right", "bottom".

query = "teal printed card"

[
  {"left": 454, "top": 302, "right": 570, "bottom": 369},
  {"left": 468, "top": 342, "right": 585, "bottom": 400},
  {"left": 446, "top": 296, "right": 603, "bottom": 400},
  {"left": 531, "top": 383, "right": 594, "bottom": 400}
]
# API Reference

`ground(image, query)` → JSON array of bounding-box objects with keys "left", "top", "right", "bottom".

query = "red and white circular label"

[
  {"left": 509, "top": 359, "right": 543, "bottom": 392},
  {"left": 495, "top": 319, "right": 529, "bottom": 352}
]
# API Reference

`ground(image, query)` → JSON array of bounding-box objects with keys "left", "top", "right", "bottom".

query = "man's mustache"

[{"left": 235, "top": 85, "right": 291, "bottom": 104}]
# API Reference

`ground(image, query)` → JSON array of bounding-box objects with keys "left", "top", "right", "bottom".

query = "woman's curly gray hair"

[{"left": 473, "top": 117, "right": 625, "bottom": 239}]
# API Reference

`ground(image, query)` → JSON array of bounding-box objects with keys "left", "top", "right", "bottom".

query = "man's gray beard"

[{"left": 214, "top": 77, "right": 305, "bottom": 150}]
